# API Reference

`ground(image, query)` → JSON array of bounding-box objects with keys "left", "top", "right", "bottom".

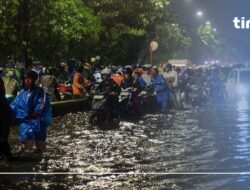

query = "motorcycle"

[
  {"left": 89, "top": 92, "right": 120, "bottom": 126},
  {"left": 58, "top": 83, "right": 73, "bottom": 101},
  {"left": 89, "top": 82, "right": 101, "bottom": 97},
  {"left": 138, "top": 87, "right": 158, "bottom": 114},
  {"left": 119, "top": 87, "right": 134, "bottom": 117},
  {"left": 181, "top": 82, "right": 210, "bottom": 107}
]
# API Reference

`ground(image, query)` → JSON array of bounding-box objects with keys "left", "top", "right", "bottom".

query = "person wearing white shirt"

[{"left": 162, "top": 64, "right": 180, "bottom": 108}]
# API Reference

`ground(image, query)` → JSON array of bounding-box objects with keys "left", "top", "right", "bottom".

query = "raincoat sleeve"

[
  {"left": 73, "top": 73, "right": 84, "bottom": 89},
  {"left": 10, "top": 90, "right": 29, "bottom": 120},
  {"left": 152, "top": 75, "right": 168, "bottom": 93},
  {"left": 139, "top": 78, "right": 147, "bottom": 89},
  {"left": 34, "top": 89, "right": 48, "bottom": 117}
]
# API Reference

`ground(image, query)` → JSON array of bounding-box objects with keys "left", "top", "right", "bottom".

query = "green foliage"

[
  {"left": 0, "top": 0, "right": 101, "bottom": 65},
  {"left": 198, "top": 25, "right": 219, "bottom": 49},
  {"left": 85, "top": 0, "right": 189, "bottom": 65},
  {"left": 0, "top": 0, "right": 20, "bottom": 60},
  {"left": 154, "top": 23, "right": 191, "bottom": 62},
  {"left": 197, "top": 24, "right": 235, "bottom": 61},
  {"left": 30, "top": 0, "right": 101, "bottom": 65},
  {"left": 0, "top": 0, "right": 190, "bottom": 65}
]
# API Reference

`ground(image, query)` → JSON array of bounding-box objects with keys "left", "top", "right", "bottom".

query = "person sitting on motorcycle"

[
  {"left": 150, "top": 66, "right": 170, "bottom": 114},
  {"left": 93, "top": 69, "right": 103, "bottom": 84},
  {"left": 73, "top": 66, "right": 91, "bottom": 99},
  {"left": 57, "top": 62, "right": 71, "bottom": 84},
  {"left": 83, "top": 62, "right": 96, "bottom": 83},
  {"left": 132, "top": 68, "right": 147, "bottom": 115},
  {"left": 111, "top": 70, "right": 124, "bottom": 87},
  {"left": 121, "top": 67, "right": 134, "bottom": 90},
  {"left": 141, "top": 65, "right": 152, "bottom": 86},
  {"left": 133, "top": 68, "right": 147, "bottom": 92},
  {"left": 40, "top": 67, "right": 61, "bottom": 102},
  {"left": 99, "top": 68, "right": 121, "bottom": 121}
]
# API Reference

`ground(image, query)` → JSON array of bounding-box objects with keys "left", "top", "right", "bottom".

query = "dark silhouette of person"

[{"left": 0, "top": 77, "right": 13, "bottom": 161}]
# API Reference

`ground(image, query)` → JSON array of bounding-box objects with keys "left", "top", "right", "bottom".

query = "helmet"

[
  {"left": 124, "top": 67, "right": 133, "bottom": 75},
  {"left": 60, "top": 62, "right": 67, "bottom": 67},
  {"left": 151, "top": 66, "right": 159, "bottom": 73},
  {"left": 143, "top": 64, "right": 152, "bottom": 70},
  {"left": 45, "top": 67, "right": 53, "bottom": 75},
  {"left": 165, "top": 63, "right": 172, "bottom": 70},
  {"left": 25, "top": 70, "right": 38, "bottom": 81},
  {"left": 101, "top": 68, "right": 112, "bottom": 75},
  {"left": 90, "top": 58, "right": 96, "bottom": 63},
  {"left": 136, "top": 64, "right": 142, "bottom": 68},
  {"left": 6, "top": 69, "right": 15, "bottom": 77},
  {"left": 76, "top": 66, "right": 83, "bottom": 73},
  {"left": 134, "top": 68, "right": 143, "bottom": 75},
  {"left": 116, "top": 67, "right": 123, "bottom": 75},
  {"left": 84, "top": 63, "right": 91, "bottom": 69},
  {"left": 6, "top": 63, "right": 14, "bottom": 69}
]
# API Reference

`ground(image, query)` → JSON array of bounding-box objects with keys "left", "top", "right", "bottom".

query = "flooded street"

[{"left": 2, "top": 101, "right": 250, "bottom": 189}]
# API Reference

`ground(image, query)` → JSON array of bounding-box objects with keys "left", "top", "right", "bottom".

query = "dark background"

[{"left": 172, "top": 0, "right": 250, "bottom": 62}]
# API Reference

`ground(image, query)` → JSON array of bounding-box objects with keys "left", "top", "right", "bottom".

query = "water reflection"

[{"left": 2, "top": 103, "right": 250, "bottom": 189}]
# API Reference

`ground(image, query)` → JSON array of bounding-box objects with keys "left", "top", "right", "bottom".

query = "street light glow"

[
  {"left": 196, "top": 11, "right": 203, "bottom": 17},
  {"left": 206, "top": 21, "right": 211, "bottom": 25}
]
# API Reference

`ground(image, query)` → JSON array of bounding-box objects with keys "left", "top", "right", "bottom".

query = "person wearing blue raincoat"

[
  {"left": 10, "top": 70, "right": 52, "bottom": 153},
  {"left": 150, "top": 67, "right": 170, "bottom": 114},
  {"left": 207, "top": 69, "right": 225, "bottom": 104}
]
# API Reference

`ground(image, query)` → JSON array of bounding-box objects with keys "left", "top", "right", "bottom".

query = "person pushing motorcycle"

[{"left": 99, "top": 68, "right": 121, "bottom": 121}]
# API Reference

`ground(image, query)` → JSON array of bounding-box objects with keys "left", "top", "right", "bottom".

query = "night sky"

[{"left": 173, "top": 0, "right": 250, "bottom": 62}]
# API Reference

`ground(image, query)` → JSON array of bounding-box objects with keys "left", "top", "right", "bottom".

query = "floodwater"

[{"left": 2, "top": 100, "right": 250, "bottom": 189}]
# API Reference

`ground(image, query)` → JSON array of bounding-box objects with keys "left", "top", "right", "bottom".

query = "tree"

[
  {"left": 0, "top": 0, "right": 190, "bottom": 66},
  {"left": 153, "top": 23, "right": 191, "bottom": 63},
  {"left": 29, "top": 0, "right": 101, "bottom": 65},
  {"left": 84, "top": 0, "right": 187, "bottom": 65},
  {"left": 0, "top": 0, "right": 20, "bottom": 63},
  {"left": 0, "top": 0, "right": 101, "bottom": 65},
  {"left": 198, "top": 25, "right": 219, "bottom": 51}
]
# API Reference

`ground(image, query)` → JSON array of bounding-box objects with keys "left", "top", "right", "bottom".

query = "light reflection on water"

[{"left": 2, "top": 102, "right": 250, "bottom": 189}]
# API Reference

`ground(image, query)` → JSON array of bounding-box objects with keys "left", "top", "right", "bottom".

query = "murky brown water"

[{"left": 1, "top": 100, "right": 250, "bottom": 189}]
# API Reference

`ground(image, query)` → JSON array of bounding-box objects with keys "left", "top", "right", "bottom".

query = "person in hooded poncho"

[
  {"left": 10, "top": 70, "right": 52, "bottom": 153},
  {"left": 150, "top": 67, "right": 170, "bottom": 114}
]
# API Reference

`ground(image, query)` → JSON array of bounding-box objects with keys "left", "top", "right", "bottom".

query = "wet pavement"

[{"left": 2, "top": 100, "right": 250, "bottom": 189}]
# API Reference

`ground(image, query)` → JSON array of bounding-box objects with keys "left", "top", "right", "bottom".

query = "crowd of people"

[{"left": 0, "top": 58, "right": 229, "bottom": 161}]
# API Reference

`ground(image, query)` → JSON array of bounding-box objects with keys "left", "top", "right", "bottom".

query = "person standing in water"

[{"left": 11, "top": 70, "right": 52, "bottom": 154}]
